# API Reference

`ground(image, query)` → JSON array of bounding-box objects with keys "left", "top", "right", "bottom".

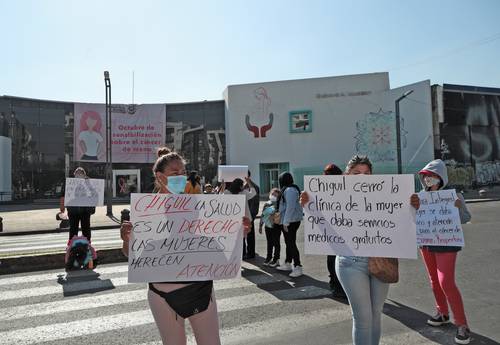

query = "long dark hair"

[
  {"left": 277, "top": 172, "right": 300, "bottom": 208},
  {"left": 187, "top": 171, "right": 198, "bottom": 187},
  {"left": 228, "top": 178, "right": 244, "bottom": 194}
]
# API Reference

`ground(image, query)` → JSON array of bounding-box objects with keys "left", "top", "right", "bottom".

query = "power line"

[{"left": 389, "top": 32, "right": 500, "bottom": 71}]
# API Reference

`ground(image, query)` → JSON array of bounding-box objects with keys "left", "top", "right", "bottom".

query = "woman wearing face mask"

[
  {"left": 120, "top": 147, "right": 251, "bottom": 345},
  {"left": 411, "top": 159, "right": 472, "bottom": 345}
]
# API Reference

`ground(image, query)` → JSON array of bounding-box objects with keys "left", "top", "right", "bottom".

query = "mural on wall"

[
  {"left": 439, "top": 86, "right": 500, "bottom": 186},
  {"left": 354, "top": 109, "right": 407, "bottom": 161},
  {"left": 244, "top": 87, "right": 274, "bottom": 138}
]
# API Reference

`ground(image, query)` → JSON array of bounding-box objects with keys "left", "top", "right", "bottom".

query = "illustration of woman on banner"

[{"left": 78, "top": 110, "right": 104, "bottom": 161}]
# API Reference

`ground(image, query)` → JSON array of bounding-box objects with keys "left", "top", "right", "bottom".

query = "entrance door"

[{"left": 260, "top": 163, "right": 290, "bottom": 195}]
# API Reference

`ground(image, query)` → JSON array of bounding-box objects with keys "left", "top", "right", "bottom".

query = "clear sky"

[{"left": 1, "top": 0, "right": 499, "bottom": 104}]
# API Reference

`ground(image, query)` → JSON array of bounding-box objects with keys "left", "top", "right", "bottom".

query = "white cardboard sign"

[
  {"left": 64, "top": 178, "right": 104, "bottom": 207},
  {"left": 217, "top": 165, "right": 248, "bottom": 182},
  {"left": 416, "top": 189, "right": 464, "bottom": 247},
  {"left": 128, "top": 193, "right": 246, "bottom": 283},
  {"left": 303, "top": 174, "right": 417, "bottom": 259}
]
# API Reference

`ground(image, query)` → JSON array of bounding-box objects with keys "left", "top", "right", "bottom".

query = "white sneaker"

[
  {"left": 269, "top": 260, "right": 280, "bottom": 268},
  {"left": 289, "top": 266, "right": 303, "bottom": 278},
  {"left": 276, "top": 262, "right": 292, "bottom": 271}
]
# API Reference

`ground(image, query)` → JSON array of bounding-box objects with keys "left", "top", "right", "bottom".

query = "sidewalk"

[{"left": 0, "top": 204, "right": 126, "bottom": 235}]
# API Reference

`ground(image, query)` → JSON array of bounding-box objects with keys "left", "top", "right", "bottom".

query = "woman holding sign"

[
  {"left": 120, "top": 148, "right": 251, "bottom": 345},
  {"left": 413, "top": 159, "right": 472, "bottom": 345},
  {"left": 334, "top": 155, "right": 391, "bottom": 345}
]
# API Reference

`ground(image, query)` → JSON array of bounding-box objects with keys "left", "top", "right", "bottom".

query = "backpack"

[{"left": 65, "top": 236, "right": 97, "bottom": 271}]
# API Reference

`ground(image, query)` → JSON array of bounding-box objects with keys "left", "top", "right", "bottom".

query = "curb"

[
  {"left": 0, "top": 247, "right": 127, "bottom": 275},
  {"left": 465, "top": 198, "right": 500, "bottom": 204},
  {"left": 0, "top": 224, "right": 120, "bottom": 237}
]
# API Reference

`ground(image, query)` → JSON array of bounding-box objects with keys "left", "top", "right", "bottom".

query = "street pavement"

[
  {"left": 0, "top": 228, "right": 121, "bottom": 257},
  {"left": 0, "top": 204, "right": 125, "bottom": 234},
  {"left": 0, "top": 201, "right": 499, "bottom": 344}
]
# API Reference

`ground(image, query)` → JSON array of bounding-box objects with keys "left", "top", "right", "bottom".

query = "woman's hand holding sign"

[
  {"left": 242, "top": 216, "right": 251, "bottom": 236},
  {"left": 120, "top": 221, "right": 132, "bottom": 257}
]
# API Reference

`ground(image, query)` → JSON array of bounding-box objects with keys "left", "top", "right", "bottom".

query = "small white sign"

[
  {"left": 416, "top": 189, "right": 464, "bottom": 247},
  {"left": 217, "top": 165, "right": 248, "bottom": 182},
  {"left": 64, "top": 178, "right": 104, "bottom": 207}
]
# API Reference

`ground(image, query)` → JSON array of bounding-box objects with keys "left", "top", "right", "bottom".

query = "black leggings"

[
  {"left": 265, "top": 224, "right": 282, "bottom": 262},
  {"left": 282, "top": 221, "right": 301, "bottom": 267},
  {"left": 69, "top": 212, "right": 91, "bottom": 241}
]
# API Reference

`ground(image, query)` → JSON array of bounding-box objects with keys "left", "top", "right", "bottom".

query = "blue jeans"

[{"left": 336, "top": 256, "right": 389, "bottom": 345}]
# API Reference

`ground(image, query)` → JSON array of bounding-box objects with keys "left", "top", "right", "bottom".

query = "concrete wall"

[{"left": 224, "top": 73, "right": 433, "bottom": 191}]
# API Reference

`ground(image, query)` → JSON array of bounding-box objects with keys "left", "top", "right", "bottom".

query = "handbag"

[
  {"left": 272, "top": 211, "right": 281, "bottom": 224},
  {"left": 368, "top": 257, "right": 399, "bottom": 283}
]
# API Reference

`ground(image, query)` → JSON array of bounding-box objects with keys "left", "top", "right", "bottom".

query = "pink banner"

[{"left": 74, "top": 103, "right": 166, "bottom": 163}]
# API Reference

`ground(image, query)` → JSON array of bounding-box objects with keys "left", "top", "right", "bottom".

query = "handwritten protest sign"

[
  {"left": 64, "top": 178, "right": 104, "bottom": 207},
  {"left": 304, "top": 174, "right": 417, "bottom": 259},
  {"left": 416, "top": 189, "right": 464, "bottom": 247},
  {"left": 128, "top": 193, "right": 246, "bottom": 283},
  {"left": 217, "top": 165, "right": 248, "bottom": 182}
]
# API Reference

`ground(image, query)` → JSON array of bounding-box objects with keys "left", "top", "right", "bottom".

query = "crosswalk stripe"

[
  {"left": 0, "top": 285, "right": 333, "bottom": 345},
  {"left": 0, "top": 264, "right": 129, "bottom": 286},
  {"left": 0, "top": 240, "right": 122, "bottom": 253},
  {"left": 0, "top": 231, "right": 119, "bottom": 243},
  {"left": 0, "top": 235, "right": 120, "bottom": 247},
  {"left": 0, "top": 261, "right": 285, "bottom": 288},
  {"left": 0, "top": 284, "right": 329, "bottom": 322},
  {"left": 135, "top": 306, "right": 352, "bottom": 345},
  {"left": 0, "top": 269, "right": 291, "bottom": 301}
]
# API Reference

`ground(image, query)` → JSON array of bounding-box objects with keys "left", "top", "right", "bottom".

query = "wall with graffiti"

[{"left": 437, "top": 84, "right": 500, "bottom": 188}]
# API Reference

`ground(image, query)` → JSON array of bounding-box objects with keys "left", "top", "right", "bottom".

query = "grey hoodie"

[{"left": 419, "top": 159, "right": 471, "bottom": 252}]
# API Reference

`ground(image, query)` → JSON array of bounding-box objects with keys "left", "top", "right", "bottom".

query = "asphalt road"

[{"left": 0, "top": 201, "right": 498, "bottom": 345}]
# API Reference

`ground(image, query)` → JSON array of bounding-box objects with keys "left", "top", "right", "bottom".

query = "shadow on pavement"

[
  {"left": 384, "top": 299, "right": 500, "bottom": 345},
  {"left": 241, "top": 254, "right": 349, "bottom": 304},
  {"left": 57, "top": 269, "right": 115, "bottom": 297}
]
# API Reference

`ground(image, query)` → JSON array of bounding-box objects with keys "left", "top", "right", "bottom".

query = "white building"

[{"left": 224, "top": 72, "right": 434, "bottom": 194}]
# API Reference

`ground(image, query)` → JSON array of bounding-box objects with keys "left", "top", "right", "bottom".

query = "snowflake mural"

[{"left": 354, "top": 109, "right": 407, "bottom": 162}]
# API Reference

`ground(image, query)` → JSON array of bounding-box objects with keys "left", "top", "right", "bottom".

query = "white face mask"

[
  {"left": 423, "top": 176, "right": 440, "bottom": 188},
  {"left": 269, "top": 195, "right": 277, "bottom": 202}
]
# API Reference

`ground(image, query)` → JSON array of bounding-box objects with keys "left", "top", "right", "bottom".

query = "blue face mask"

[{"left": 167, "top": 175, "right": 187, "bottom": 194}]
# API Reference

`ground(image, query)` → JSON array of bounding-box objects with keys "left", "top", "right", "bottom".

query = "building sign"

[{"left": 74, "top": 103, "right": 166, "bottom": 163}]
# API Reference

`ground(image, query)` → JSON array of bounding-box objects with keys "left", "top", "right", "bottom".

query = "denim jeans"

[{"left": 336, "top": 256, "right": 389, "bottom": 345}]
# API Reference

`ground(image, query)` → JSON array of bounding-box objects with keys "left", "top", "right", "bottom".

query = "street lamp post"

[
  {"left": 104, "top": 71, "right": 113, "bottom": 217},
  {"left": 394, "top": 90, "right": 414, "bottom": 174}
]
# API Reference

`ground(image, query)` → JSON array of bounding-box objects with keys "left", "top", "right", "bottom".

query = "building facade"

[{"left": 3, "top": 74, "right": 499, "bottom": 202}]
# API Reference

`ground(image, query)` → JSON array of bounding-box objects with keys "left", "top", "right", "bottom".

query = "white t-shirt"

[{"left": 79, "top": 130, "right": 103, "bottom": 157}]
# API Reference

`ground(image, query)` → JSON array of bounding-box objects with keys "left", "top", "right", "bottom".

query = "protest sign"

[
  {"left": 64, "top": 178, "right": 104, "bottom": 207},
  {"left": 128, "top": 193, "right": 246, "bottom": 283},
  {"left": 217, "top": 165, "right": 248, "bottom": 182},
  {"left": 303, "top": 174, "right": 417, "bottom": 259},
  {"left": 416, "top": 189, "right": 464, "bottom": 247}
]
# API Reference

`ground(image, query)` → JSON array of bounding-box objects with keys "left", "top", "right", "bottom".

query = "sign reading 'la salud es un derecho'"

[{"left": 128, "top": 193, "right": 246, "bottom": 283}]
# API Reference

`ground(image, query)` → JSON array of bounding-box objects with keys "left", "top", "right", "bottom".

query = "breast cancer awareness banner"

[{"left": 74, "top": 103, "right": 166, "bottom": 163}]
